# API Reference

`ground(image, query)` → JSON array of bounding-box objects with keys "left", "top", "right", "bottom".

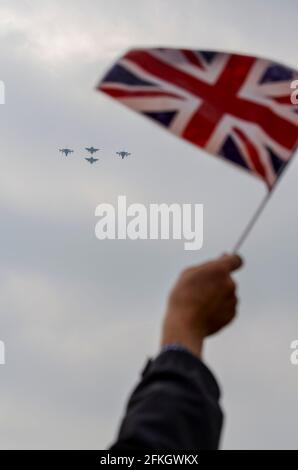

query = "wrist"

[{"left": 161, "top": 328, "right": 204, "bottom": 359}]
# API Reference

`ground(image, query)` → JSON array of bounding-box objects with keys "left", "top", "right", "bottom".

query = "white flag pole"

[{"left": 233, "top": 145, "right": 298, "bottom": 253}]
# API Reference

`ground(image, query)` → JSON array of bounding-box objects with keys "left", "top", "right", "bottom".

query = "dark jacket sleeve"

[{"left": 109, "top": 350, "right": 223, "bottom": 451}]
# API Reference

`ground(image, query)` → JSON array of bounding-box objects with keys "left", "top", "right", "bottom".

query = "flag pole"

[
  {"left": 233, "top": 189, "right": 273, "bottom": 253},
  {"left": 233, "top": 145, "right": 298, "bottom": 253}
]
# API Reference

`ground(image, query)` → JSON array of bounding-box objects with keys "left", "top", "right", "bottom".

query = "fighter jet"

[
  {"left": 59, "top": 148, "right": 74, "bottom": 156},
  {"left": 116, "top": 151, "right": 131, "bottom": 159},
  {"left": 85, "top": 147, "right": 99, "bottom": 154},
  {"left": 85, "top": 157, "right": 98, "bottom": 164}
]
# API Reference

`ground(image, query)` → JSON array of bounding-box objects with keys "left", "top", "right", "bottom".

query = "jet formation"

[{"left": 59, "top": 147, "right": 132, "bottom": 165}]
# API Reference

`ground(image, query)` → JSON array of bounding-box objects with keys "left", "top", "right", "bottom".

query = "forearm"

[{"left": 109, "top": 350, "right": 223, "bottom": 451}]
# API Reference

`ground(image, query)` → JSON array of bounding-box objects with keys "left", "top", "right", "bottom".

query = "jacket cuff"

[{"left": 141, "top": 349, "right": 221, "bottom": 401}]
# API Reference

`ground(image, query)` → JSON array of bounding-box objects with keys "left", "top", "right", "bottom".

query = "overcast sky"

[{"left": 0, "top": 0, "right": 298, "bottom": 449}]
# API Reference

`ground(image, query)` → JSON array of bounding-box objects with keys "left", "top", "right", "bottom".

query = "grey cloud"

[{"left": 0, "top": 0, "right": 298, "bottom": 450}]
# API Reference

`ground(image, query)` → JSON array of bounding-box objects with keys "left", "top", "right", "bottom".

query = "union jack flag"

[{"left": 98, "top": 48, "right": 298, "bottom": 189}]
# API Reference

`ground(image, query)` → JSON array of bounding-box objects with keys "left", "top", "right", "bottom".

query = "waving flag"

[{"left": 98, "top": 48, "right": 298, "bottom": 189}]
